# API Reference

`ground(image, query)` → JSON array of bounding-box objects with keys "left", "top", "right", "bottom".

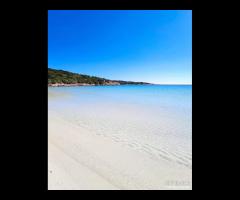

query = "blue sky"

[{"left": 48, "top": 10, "right": 192, "bottom": 84}]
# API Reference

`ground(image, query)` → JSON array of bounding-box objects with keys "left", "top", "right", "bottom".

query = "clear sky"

[{"left": 48, "top": 10, "right": 192, "bottom": 84}]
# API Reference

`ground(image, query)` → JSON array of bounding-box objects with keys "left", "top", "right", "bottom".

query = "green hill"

[{"left": 48, "top": 68, "right": 150, "bottom": 86}]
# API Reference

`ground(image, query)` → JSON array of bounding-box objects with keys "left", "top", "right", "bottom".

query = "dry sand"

[{"left": 48, "top": 111, "right": 192, "bottom": 190}]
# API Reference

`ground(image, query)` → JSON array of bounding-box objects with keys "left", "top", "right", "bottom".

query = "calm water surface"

[{"left": 48, "top": 85, "right": 192, "bottom": 169}]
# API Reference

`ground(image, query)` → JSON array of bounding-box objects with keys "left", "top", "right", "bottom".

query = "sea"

[{"left": 48, "top": 85, "right": 192, "bottom": 169}]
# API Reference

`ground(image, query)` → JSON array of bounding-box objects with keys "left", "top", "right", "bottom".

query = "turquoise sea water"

[
  {"left": 48, "top": 85, "right": 192, "bottom": 169},
  {"left": 49, "top": 85, "right": 191, "bottom": 108}
]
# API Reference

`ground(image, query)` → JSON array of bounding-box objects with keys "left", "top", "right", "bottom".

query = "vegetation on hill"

[{"left": 48, "top": 68, "right": 150, "bottom": 85}]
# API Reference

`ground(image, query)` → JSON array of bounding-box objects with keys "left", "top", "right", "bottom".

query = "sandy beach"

[
  {"left": 48, "top": 110, "right": 192, "bottom": 190},
  {"left": 48, "top": 10, "right": 192, "bottom": 190}
]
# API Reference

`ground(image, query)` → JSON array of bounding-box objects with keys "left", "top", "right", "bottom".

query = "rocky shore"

[{"left": 48, "top": 81, "right": 121, "bottom": 87}]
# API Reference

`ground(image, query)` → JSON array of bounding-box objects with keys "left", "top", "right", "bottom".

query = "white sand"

[{"left": 48, "top": 111, "right": 192, "bottom": 190}]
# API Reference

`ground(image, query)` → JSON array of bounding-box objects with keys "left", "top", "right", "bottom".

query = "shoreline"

[
  {"left": 49, "top": 83, "right": 97, "bottom": 87},
  {"left": 48, "top": 83, "right": 152, "bottom": 87}
]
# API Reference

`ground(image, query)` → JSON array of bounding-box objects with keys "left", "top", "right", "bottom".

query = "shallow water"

[{"left": 48, "top": 85, "right": 192, "bottom": 169}]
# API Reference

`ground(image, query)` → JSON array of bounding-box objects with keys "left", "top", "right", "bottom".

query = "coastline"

[
  {"left": 48, "top": 83, "right": 97, "bottom": 87},
  {"left": 48, "top": 83, "right": 152, "bottom": 87},
  {"left": 48, "top": 82, "right": 119, "bottom": 87}
]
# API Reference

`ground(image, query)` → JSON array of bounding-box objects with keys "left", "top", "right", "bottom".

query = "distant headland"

[{"left": 48, "top": 68, "right": 151, "bottom": 87}]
